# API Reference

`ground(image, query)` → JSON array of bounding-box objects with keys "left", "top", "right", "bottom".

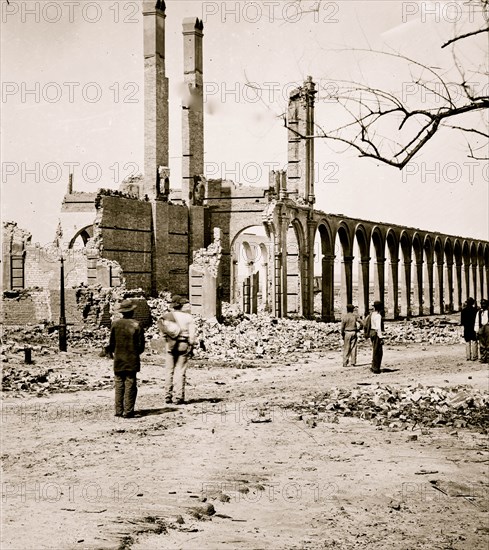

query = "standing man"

[
  {"left": 162, "top": 295, "right": 196, "bottom": 405},
  {"left": 107, "top": 299, "right": 145, "bottom": 418},
  {"left": 370, "top": 301, "right": 384, "bottom": 374},
  {"left": 475, "top": 299, "right": 489, "bottom": 363},
  {"left": 461, "top": 297, "right": 478, "bottom": 361},
  {"left": 340, "top": 304, "right": 361, "bottom": 367}
]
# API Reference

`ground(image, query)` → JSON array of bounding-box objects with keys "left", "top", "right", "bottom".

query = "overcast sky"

[{"left": 2, "top": 0, "right": 488, "bottom": 245}]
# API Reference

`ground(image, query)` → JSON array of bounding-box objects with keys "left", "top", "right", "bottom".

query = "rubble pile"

[
  {"left": 2, "top": 303, "right": 462, "bottom": 365},
  {"left": 189, "top": 315, "right": 340, "bottom": 360},
  {"left": 146, "top": 306, "right": 461, "bottom": 360},
  {"left": 1, "top": 325, "right": 110, "bottom": 355},
  {"left": 384, "top": 317, "right": 460, "bottom": 345},
  {"left": 75, "top": 284, "right": 150, "bottom": 327},
  {"left": 288, "top": 384, "right": 489, "bottom": 431},
  {"left": 1, "top": 364, "right": 112, "bottom": 396}
]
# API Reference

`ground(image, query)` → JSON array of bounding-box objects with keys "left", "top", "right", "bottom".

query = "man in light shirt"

[
  {"left": 340, "top": 304, "right": 361, "bottom": 367},
  {"left": 370, "top": 301, "right": 384, "bottom": 374},
  {"left": 163, "top": 295, "right": 196, "bottom": 405},
  {"left": 475, "top": 299, "right": 489, "bottom": 364}
]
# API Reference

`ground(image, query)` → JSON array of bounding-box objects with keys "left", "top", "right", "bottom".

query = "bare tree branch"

[
  {"left": 442, "top": 27, "right": 489, "bottom": 49},
  {"left": 288, "top": 1, "right": 489, "bottom": 169}
]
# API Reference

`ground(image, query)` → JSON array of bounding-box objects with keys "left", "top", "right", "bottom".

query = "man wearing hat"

[
  {"left": 475, "top": 299, "right": 489, "bottom": 364},
  {"left": 370, "top": 301, "right": 384, "bottom": 374},
  {"left": 106, "top": 299, "right": 145, "bottom": 418},
  {"left": 162, "top": 295, "right": 196, "bottom": 405},
  {"left": 461, "top": 297, "right": 478, "bottom": 361}
]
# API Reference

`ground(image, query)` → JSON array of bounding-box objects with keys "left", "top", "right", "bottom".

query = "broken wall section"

[
  {"left": 204, "top": 179, "right": 269, "bottom": 302},
  {"left": 2, "top": 288, "right": 83, "bottom": 326},
  {"left": 190, "top": 228, "right": 222, "bottom": 319},
  {"left": 2, "top": 222, "right": 31, "bottom": 290},
  {"left": 96, "top": 194, "right": 153, "bottom": 293},
  {"left": 2, "top": 221, "right": 121, "bottom": 325},
  {"left": 152, "top": 201, "right": 190, "bottom": 296},
  {"left": 96, "top": 192, "right": 191, "bottom": 296}
]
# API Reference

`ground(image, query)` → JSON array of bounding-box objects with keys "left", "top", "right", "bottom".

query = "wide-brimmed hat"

[
  {"left": 373, "top": 300, "right": 383, "bottom": 309},
  {"left": 171, "top": 295, "right": 189, "bottom": 308},
  {"left": 118, "top": 299, "right": 136, "bottom": 313}
]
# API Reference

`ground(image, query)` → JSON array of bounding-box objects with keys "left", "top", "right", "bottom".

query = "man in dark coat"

[
  {"left": 370, "top": 301, "right": 384, "bottom": 374},
  {"left": 106, "top": 299, "right": 145, "bottom": 418},
  {"left": 460, "top": 297, "right": 478, "bottom": 361}
]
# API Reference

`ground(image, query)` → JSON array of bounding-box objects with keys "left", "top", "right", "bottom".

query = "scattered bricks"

[
  {"left": 285, "top": 384, "right": 489, "bottom": 432},
  {"left": 189, "top": 503, "right": 215, "bottom": 520},
  {"left": 449, "top": 392, "right": 473, "bottom": 409}
]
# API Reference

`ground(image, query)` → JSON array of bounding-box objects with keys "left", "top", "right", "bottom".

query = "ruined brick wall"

[
  {"left": 2, "top": 293, "right": 39, "bottom": 325},
  {"left": 205, "top": 180, "right": 268, "bottom": 301},
  {"left": 2, "top": 222, "right": 31, "bottom": 290},
  {"left": 24, "top": 245, "right": 88, "bottom": 290},
  {"left": 98, "top": 196, "right": 153, "bottom": 293},
  {"left": 153, "top": 202, "right": 189, "bottom": 296},
  {"left": 60, "top": 191, "right": 97, "bottom": 247},
  {"left": 96, "top": 196, "right": 189, "bottom": 296},
  {"left": 190, "top": 228, "right": 222, "bottom": 319},
  {"left": 2, "top": 288, "right": 83, "bottom": 326}
]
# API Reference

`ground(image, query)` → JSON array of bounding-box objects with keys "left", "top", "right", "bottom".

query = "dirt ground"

[{"left": 2, "top": 339, "right": 488, "bottom": 550}]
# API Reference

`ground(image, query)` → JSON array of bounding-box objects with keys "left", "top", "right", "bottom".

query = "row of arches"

[
  {"left": 318, "top": 220, "right": 489, "bottom": 319},
  {"left": 231, "top": 214, "right": 489, "bottom": 321}
]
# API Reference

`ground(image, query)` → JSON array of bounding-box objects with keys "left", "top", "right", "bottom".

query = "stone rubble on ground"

[
  {"left": 286, "top": 384, "right": 489, "bottom": 432},
  {"left": 0, "top": 289, "right": 467, "bottom": 397}
]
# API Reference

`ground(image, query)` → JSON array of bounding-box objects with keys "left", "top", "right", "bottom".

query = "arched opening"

[
  {"left": 470, "top": 242, "right": 479, "bottom": 301},
  {"left": 462, "top": 241, "right": 471, "bottom": 302},
  {"left": 412, "top": 233, "right": 424, "bottom": 316},
  {"left": 371, "top": 228, "right": 385, "bottom": 306},
  {"left": 315, "top": 222, "right": 334, "bottom": 321},
  {"left": 334, "top": 224, "right": 352, "bottom": 317},
  {"left": 433, "top": 237, "right": 444, "bottom": 314},
  {"left": 477, "top": 244, "right": 485, "bottom": 301},
  {"left": 423, "top": 236, "right": 434, "bottom": 315},
  {"left": 399, "top": 231, "right": 412, "bottom": 318},
  {"left": 443, "top": 239, "right": 454, "bottom": 313},
  {"left": 354, "top": 225, "right": 370, "bottom": 317},
  {"left": 68, "top": 225, "right": 94, "bottom": 249},
  {"left": 285, "top": 219, "right": 305, "bottom": 316},
  {"left": 386, "top": 230, "right": 399, "bottom": 319},
  {"left": 230, "top": 226, "right": 271, "bottom": 313},
  {"left": 453, "top": 239, "right": 463, "bottom": 310}
]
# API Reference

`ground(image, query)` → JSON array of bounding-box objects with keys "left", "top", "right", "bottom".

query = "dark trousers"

[
  {"left": 114, "top": 372, "right": 138, "bottom": 415},
  {"left": 479, "top": 325, "right": 489, "bottom": 363},
  {"left": 370, "top": 333, "right": 383, "bottom": 372}
]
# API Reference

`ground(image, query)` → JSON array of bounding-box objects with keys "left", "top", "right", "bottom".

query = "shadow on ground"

[{"left": 136, "top": 407, "right": 178, "bottom": 417}]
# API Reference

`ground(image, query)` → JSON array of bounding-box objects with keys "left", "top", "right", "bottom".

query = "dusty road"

[{"left": 2, "top": 340, "right": 488, "bottom": 549}]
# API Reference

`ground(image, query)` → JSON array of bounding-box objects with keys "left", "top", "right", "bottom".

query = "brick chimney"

[
  {"left": 142, "top": 0, "right": 169, "bottom": 199},
  {"left": 287, "top": 76, "right": 316, "bottom": 205},
  {"left": 182, "top": 17, "right": 204, "bottom": 205}
]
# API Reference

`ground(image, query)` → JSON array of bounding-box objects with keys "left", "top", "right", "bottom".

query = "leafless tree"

[{"left": 288, "top": 0, "right": 489, "bottom": 169}]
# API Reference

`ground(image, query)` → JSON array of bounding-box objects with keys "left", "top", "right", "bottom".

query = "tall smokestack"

[
  {"left": 182, "top": 17, "right": 204, "bottom": 204},
  {"left": 287, "top": 76, "right": 316, "bottom": 205},
  {"left": 142, "top": 0, "right": 169, "bottom": 199}
]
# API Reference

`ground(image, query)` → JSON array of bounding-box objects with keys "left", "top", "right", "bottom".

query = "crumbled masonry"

[
  {"left": 1, "top": 290, "right": 468, "bottom": 399},
  {"left": 286, "top": 384, "right": 489, "bottom": 432}
]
